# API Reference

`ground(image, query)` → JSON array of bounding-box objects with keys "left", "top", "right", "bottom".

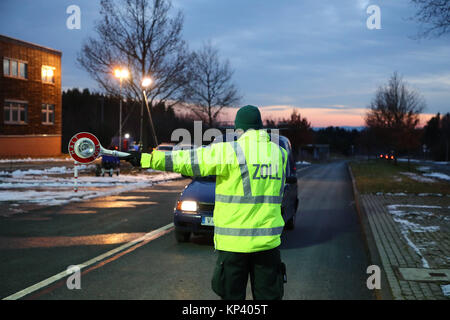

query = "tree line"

[
  {"left": 62, "top": 84, "right": 449, "bottom": 162},
  {"left": 62, "top": 89, "right": 354, "bottom": 159}
]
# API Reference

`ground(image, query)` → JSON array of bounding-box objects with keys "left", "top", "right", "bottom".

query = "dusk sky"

[{"left": 1, "top": 0, "right": 449, "bottom": 127}]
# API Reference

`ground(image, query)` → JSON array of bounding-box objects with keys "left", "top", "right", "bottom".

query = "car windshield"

[{"left": 157, "top": 145, "right": 173, "bottom": 151}]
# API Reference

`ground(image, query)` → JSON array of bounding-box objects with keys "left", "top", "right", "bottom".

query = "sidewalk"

[{"left": 349, "top": 167, "right": 450, "bottom": 300}]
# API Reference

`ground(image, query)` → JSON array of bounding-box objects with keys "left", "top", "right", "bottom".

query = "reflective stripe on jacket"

[{"left": 140, "top": 129, "right": 287, "bottom": 253}]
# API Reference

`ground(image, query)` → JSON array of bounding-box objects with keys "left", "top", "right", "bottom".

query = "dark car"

[{"left": 173, "top": 133, "right": 299, "bottom": 243}]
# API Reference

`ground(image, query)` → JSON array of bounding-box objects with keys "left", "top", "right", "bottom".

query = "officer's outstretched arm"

[{"left": 140, "top": 144, "right": 229, "bottom": 177}]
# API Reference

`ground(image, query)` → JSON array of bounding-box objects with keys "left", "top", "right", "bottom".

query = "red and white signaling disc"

[{"left": 68, "top": 132, "right": 101, "bottom": 164}]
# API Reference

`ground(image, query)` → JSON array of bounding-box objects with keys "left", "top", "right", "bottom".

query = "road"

[{"left": 0, "top": 161, "right": 374, "bottom": 300}]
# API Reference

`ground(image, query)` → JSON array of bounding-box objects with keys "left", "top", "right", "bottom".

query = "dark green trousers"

[{"left": 211, "top": 247, "right": 285, "bottom": 300}]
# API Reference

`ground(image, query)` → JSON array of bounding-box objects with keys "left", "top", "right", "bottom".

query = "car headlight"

[{"left": 176, "top": 200, "right": 198, "bottom": 213}]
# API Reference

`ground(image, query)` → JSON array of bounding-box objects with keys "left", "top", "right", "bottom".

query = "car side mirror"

[{"left": 286, "top": 176, "right": 297, "bottom": 184}]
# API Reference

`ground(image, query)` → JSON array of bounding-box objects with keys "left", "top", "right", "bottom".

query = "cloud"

[
  {"left": 409, "top": 73, "right": 450, "bottom": 87},
  {"left": 2, "top": 0, "right": 448, "bottom": 125},
  {"left": 357, "top": 0, "right": 371, "bottom": 10},
  {"left": 219, "top": 105, "right": 368, "bottom": 127}
]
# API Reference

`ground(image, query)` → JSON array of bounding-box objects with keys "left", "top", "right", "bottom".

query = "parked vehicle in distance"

[
  {"left": 95, "top": 155, "right": 120, "bottom": 177},
  {"left": 173, "top": 133, "right": 299, "bottom": 243},
  {"left": 379, "top": 151, "right": 396, "bottom": 161}
]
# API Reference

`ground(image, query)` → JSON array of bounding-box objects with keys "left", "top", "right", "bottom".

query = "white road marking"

[{"left": 2, "top": 223, "right": 174, "bottom": 300}]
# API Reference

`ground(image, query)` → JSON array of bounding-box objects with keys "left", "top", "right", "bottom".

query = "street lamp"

[
  {"left": 142, "top": 77, "right": 152, "bottom": 88},
  {"left": 141, "top": 77, "right": 159, "bottom": 148},
  {"left": 114, "top": 67, "right": 129, "bottom": 151}
]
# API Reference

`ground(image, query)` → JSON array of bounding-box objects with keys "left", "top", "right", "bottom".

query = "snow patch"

[
  {"left": 0, "top": 157, "right": 72, "bottom": 163},
  {"left": 397, "top": 158, "right": 449, "bottom": 165},
  {"left": 388, "top": 204, "right": 442, "bottom": 210},
  {"left": 399, "top": 172, "right": 436, "bottom": 183},
  {"left": 0, "top": 171, "right": 181, "bottom": 212},
  {"left": 376, "top": 192, "right": 407, "bottom": 196},
  {"left": 442, "top": 284, "right": 450, "bottom": 297},
  {"left": 423, "top": 172, "right": 450, "bottom": 181},
  {"left": 397, "top": 158, "right": 421, "bottom": 163},
  {"left": 418, "top": 193, "right": 443, "bottom": 197},
  {"left": 296, "top": 161, "right": 311, "bottom": 165},
  {"left": 387, "top": 204, "right": 442, "bottom": 269},
  {"left": 392, "top": 218, "right": 439, "bottom": 233},
  {"left": 0, "top": 165, "right": 95, "bottom": 177}
]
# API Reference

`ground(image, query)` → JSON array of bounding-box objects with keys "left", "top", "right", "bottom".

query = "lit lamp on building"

[
  {"left": 141, "top": 77, "right": 158, "bottom": 148},
  {"left": 42, "top": 68, "right": 53, "bottom": 79},
  {"left": 41, "top": 66, "right": 55, "bottom": 83},
  {"left": 114, "top": 67, "right": 129, "bottom": 151}
]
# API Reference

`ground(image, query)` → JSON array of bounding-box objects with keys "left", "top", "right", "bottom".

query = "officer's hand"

[{"left": 124, "top": 151, "right": 142, "bottom": 167}]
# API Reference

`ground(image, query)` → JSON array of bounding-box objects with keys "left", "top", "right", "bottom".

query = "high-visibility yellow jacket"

[{"left": 141, "top": 129, "right": 287, "bottom": 253}]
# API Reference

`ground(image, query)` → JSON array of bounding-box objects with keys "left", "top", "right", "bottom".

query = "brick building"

[{"left": 0, "top": 34, "right": 62, "bottom": 157}]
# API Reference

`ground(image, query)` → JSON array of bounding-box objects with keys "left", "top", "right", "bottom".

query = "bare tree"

[
  {"left": 365, "top": 72, "right": 426, "bottom": 163},
  {"left": 183, "top": 42, "right": 241, "bottom": 127},
  {"left": 277, "top": 109, "right": 313, "bottom": 158},
  {"left": 77, "top": 0, "right": 191, "bottom": 147},
  {"left": 410, "top": 0, "right": 450, "bottom": 38}
]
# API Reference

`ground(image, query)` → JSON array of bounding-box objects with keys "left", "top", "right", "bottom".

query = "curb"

[{"left": 347, "top": 162, "right": 393, "bottom": 300}]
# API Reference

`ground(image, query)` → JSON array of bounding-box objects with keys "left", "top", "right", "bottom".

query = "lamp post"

[
  {"left": 114, "top": 68, "right": 129, "bottom": 151},
  {"left": 142, "top": 77, "right": 159, "bottom": 148}
]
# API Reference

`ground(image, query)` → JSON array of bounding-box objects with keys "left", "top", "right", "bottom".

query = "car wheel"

[
  {"left": 175, "top": 229, "right": 191, "bottom": 243},
  {"left": 286, "top": 200, "right": 298, "bottom": 230}
]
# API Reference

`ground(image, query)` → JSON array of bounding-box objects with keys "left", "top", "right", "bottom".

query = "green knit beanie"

[{"left": 234, "top": 105, "right": 263, "bottom": 131}]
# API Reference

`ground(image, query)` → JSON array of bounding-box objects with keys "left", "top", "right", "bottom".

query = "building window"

[
  {"left": 19, "top": 62, "right": 27, "bottom": 78},
  {"left": 41, "top": 104, "right": 55, "bottom": 125},
  {"left": 4, "top": 100, "right": 28, "bottom": 124},
  {"left": 41, "top": 65, "right": 55, "bottom": 83},
  {"left": 3, "top": 58, "right": 28, "bottom": 79},
  {"left": 3, "top": 59, "right": 9, "bottom": 75},
  {"left": 11, "top": 60, "right": 18, "bottom": 77}
]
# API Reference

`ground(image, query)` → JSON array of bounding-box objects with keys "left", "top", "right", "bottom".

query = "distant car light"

[{"left": 177, "top": 200, "right": 198, "bottom": 213}]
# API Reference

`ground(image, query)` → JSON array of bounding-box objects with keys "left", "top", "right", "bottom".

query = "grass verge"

[{"left": 349, "top": 160, "right": 450, "bottom": 195}]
